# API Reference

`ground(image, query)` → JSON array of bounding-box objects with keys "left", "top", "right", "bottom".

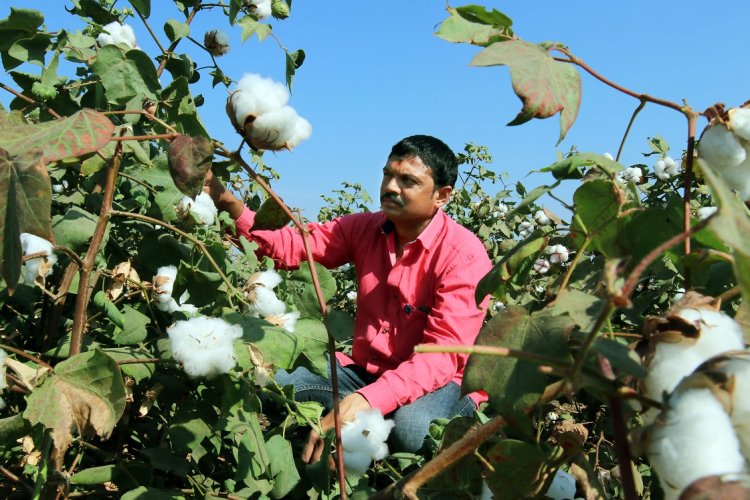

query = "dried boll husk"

[{"left": 640, "top": 292, "right": 745, "bottom": 420}]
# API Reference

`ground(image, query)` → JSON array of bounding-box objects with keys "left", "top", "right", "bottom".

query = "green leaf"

[
  {"left": 485, "top": 439, "right": 561, "bottom": 499},
  {"left": 66, "top": 0, "right": 116, "bottom": 25},
  {"left": 121, "top": 486, "right": 186, "bottom": 500},
  {"left": 285, "top": 49, "right": 305, "bottom": 90},
  {"left": 475, "top": 233, "right": 546, "bottom": 302},
  {"left": 5, "top": 33, "right": 52, "bottom": 69},
  {"left": 229, "top": 0, "right": 242, "bottom": 24},
  {"left": 51, "top": 206, "right": 98, "bottom": 252},
  {"left": 288, "top": 262, "right": 336, "bottom": 317},
  {"left": 167, "top": 135, "right": 213, "bottom": 198},
  {"left": 0, "top": 148, "right": 51, "bottom": 292},
  {"left": 164, "top": 19, "right": 190, "bottom": 43},
  {"left": 471, "top": 40, "right": 581, "bottom": 144},
  {"left": 325, "top": 308, "right": 354, "bottom": 342},
  {"left": 0, "top": 414, "right": 30, "bottom": 443},
  {"left": 463, "top": 307, "right": 572, "bottom": 412},
  {"left": 293, "top": 317, "right": 329, "bottom": 377},
  {"left": 0, "top": 8, "right": 44, "bottom": 51},
  {"left": 435, "top": 5, "right": 513, "bottom": 46},
  {"left": 570, "top": 179, "right": 626, "bottom": 257},
  {"left": 504, "top": 180, "right": 560, "bottom": 220},
  {"left": 227, "top": 312, "right": 304, "bottom": 369},
  {"left": 71, "top": 462, "right": 152, "bottom": 490},
  {"left": 267, "top": 434, "right": 301, "bottom": 498},
  {"left": 622, "top": 205, "right": 683, "bottom": 266},
  {"left": 142, "top": 447, "right": 189, "bottom": 476},
  {"left": 23, "top": 349, "right": 127, "bottom": 460},
  {"left": 160, "top": 76, "right": 208, "bottom": 137},
  {"left": 234, "top": 413, "right": 272, "bottom": 491},
  {"left": 238, "top": 16, "right": 272, "bottom": 42},
  {"left": 112, "top": 305, "right": 151, "bottom": 345},
  {"left": 92, "top": 45, "right": 160, "bottom": 105},
  {"left": 0, "top": 108, "right": 114, "bottom": 163},
  {"left": 253, "top": 196, "right": 291, "bottom": 230},
  {"left": 130, "top": 0, "right": 151, "bottom": 18},
  {"left": 540, "top": 152, "right": 622, "bottom": 180},
  {"left": 549, "top": 289, "right": 605, "bottom": 331},
  {"left": 102, "top": 347, "right": 155, "bottom": 383},
  {"left": 93, "top": 290, "right": 125, "bottom": 329}
]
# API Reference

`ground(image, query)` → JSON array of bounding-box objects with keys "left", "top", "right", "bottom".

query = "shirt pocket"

[{"left": 390, "top": 304, "right": 430, "bottom": 362}]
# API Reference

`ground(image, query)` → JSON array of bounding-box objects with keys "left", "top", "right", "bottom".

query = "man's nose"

[{"left": 383, "top": 175, "right": 399, "bottom": 193}]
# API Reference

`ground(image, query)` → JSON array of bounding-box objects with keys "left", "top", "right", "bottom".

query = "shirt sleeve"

[
  {"left": 356, "top": 243, "right": 492, "bottom": 414},
  {"left": 233, "top": 205, "right": 355, "bottom": 270}
]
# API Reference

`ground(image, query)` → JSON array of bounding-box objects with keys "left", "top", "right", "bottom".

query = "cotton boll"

[
  {"left": 248, "top": 106, "right": 311, "bottom": 151},
  {"left": 697, "top": 206, "right": 718, "bottom": 221},
  {"left": 246, "top": 286, "right": 286, "bottom": 318},
  {"left": 492, "top": 203, "right": 508, "bottom": 219},
  {"left": 167, "top": 316, "right": 242, "bottom": 378},
  {"left": 252, "top": 365, "right": 272, "bottom": 388},
  {"left": 264, "top": 311, "right": 300, "bottom": 332},
  {"left": 341, "top": 409, "right": 395, "bottom": 471},
  {"left": 244, "top": 0, "right": 272, "bottom": 19},
  {"left": 698, "top": 123, "right": 747, "bottom": 170},
  {"left": 546, "top": 244, "right": 570, "bottom": 264},
  {"left": 97, "top": 21, "right": 137, "bottom": 49},
  {"left": 729, "top": 107, "right": 750, "bottom": 141},
  {"left": 517, "top": 221, "right": 534, "bottom": 238},
  {"left": 713, "top": 155, "right": 750, "bottom": 201},
  {"left": 250, "top": 269, "right": 283, "bottom": 289},
  {"left": 533, "top": 258, "right": 550, "bottom": 275},
  {"left": 343, "top": 449, "right": 372, "bottom": 476},
  {"left": 644, "top": 387, "right": 746, "bottom": 500},
  {"left": 285, "top": 113, "right": 313, "bottom": 149},
  {"left": 177, "top": 192, "right": 218, "bottom": 226},
  {"left": 534, "top": 209, "right": 551, "bottom": 226},
  {"left": 654, "top": 156, "right": 680, "bottom": 180},
  {"left": 20, "top": 233, "right": 57, "bottom": 283},
  {"left": 603, "top": 152, "right": 614, "bottom": 160},
  {"left": 204, "top": 29, "right": 230, "bottom": 56},
  {"left": 153, "top": 265, "right": 178, "bottom": 301},
  {"left": 616, "top": 166, "right": 642, "bottom": 184},
  {"left": 227, "top": 74, "right": 289, "bottom": 132}
]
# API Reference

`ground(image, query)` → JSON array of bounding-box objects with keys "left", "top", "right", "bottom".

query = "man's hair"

[{"left": 388, "top": 135, "right": 458, "bottom": 188}]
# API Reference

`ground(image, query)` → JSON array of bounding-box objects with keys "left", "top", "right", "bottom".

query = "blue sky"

[{"left": 4, "top": 1, "right": 750, "bottom": 218}]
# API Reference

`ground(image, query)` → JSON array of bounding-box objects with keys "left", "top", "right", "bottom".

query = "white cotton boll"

[
  {"left": 285, "top": 113, "right": 313, "bottom": 149},
  {"left": 547, "top": 244, "right": 570, "bottom": 264},
  {"left": 545, "top": 468, "right": 577, "bottom": 500},
  {"left": 672, "top": 288, "right": 686, "bottom": 303},
  {"left": 729, "top": 107, "right": 750, "bottom": 141},
  {"left": 178, "top": 192, "right": 218, "bottom": 226},
  {"left": 517, "top": 221, "right": 534, "bottom": 238},
  {"left": 603, "top": 152, "right": 614, "bottom": 160},
  {"left": 153, "top": 265, "right": 178, "bottom": 299},
  {"left": 252, "top": 365, "right": 272, "bottom": 387},
  {"left": 247, "top": 286, "right": 286, "bottom": 318},
  {"left": 97, "top": 21, "right": 137, "bottom": 49},
  {"left": 20, "top": 233, "right": 57, "bottom": 283},
  {"left": 204, "top": 29, "right": 230, "bottom": 56},
  {"left": 245, "top": 0, "right": 272, "bottom": 19},
  {"left": 343, "top": 449, "right": 372, "bottom": 476},
  {"left": 654, "top": 156, "right": 680, "bottom": 181},
  {"left": 645, "top": 388, "right": 746, "bottom": 500},
  {"left": 249, "top": 106, "right": 311, "bottom": 151},
  {"left": 714, "top": 155, "right": 750, "bottom": 201},
  {"left": 252, "top": 269, "right": 282, "bottom": 289},
  {"left": 229, "top": 74, "right": 289, "bottom": 128},
  {"left": 341, "top": 409, "right": 395, "bottom": 468},
  {"left": 616, "top": 166, "right": 642, "bottom": 184},
  {"left": 346, "top": 290, "right": 357, "bottom": 301},
  {"left": 493, "top": 203, "right": 508, "bottom": 219},
  {"left": 52, "top": 180, "right": 68, "bottom": 193},
  {"left": 698, "top": 123, "right": 747, "bottom": 170},
  {"left": 697, "top": 206, "right": 718, "bottom": 221},
  {"left": 167, "top": 316, "right": 242, "bottom": 378},
  {"left": 265, "top": 311, "right": 300, "bottom": 333},
  {"left": 533, "top": 258, "right": 550, "bottom": 275},
  {"left": 643, "top": 307, "right": 745, "bottom": 406},
  {"left": 533, "top": 209, "right": 551, "bottom": 226}
]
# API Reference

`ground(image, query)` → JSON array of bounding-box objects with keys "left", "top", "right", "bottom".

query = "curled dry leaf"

[
  {"left": 4, "top": 357, "right": 50, "bottom": 390},
  {"left": 107, "top": 260, "right": 141, "bottom": 301},
  {"left": 138, "top": 382, "right": 164, "bottom": 418}
]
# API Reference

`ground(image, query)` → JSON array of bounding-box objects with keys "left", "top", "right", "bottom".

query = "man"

[{"left": 206, "top": 135, "right": 491, "bottom": 463}]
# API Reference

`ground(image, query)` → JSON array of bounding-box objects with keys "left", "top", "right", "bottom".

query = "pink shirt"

[{"left": 235, "top": 207, "right": 491, "bottom": 414}]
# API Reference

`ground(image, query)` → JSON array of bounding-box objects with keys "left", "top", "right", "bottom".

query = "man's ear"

[{"left": 434, "top": 185, "right": 452, "bottom": 208}]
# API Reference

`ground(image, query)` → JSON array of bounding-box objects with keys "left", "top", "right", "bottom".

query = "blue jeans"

[{"left": 275, "top": 358, "right": 476, "bottom": 453}]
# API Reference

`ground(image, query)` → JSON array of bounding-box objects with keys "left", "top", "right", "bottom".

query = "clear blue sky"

[{"left": 4, "top": 1, "right": 750, "bottom": 217}]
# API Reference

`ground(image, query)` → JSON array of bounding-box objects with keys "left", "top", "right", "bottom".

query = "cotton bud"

[
  {"left": 654, "top": 156, "right": 680, "bottom": 181},
  {"left": 533, "top": 258, "right": 550, "bottom": 275},
  {"left": 641, "top": 292, "right": 745, "bottom": 415},
  {"left": 341, "top": 409, "right": 395, "bottom": 475},
  {"left": 641, "top": 383, "right": 746, "bottom": 500},
  {"left": 204, "top": 29, "right": 230, "bottom": 57},
  {"left": 696, "top": 206, "right": 718, "bottom": 221},
  {"left": 271, "top": 0, "right": 290, "bottom": 19},
  {"left": 346, "top": 290, "right": 357, "bottom": 301},
  {"left": 96, "top": 21, "right": 137, "bottom": 49},
  {"left": 615, "top": 166, "right": 642, "bottom": 184},
  {"left": 698, "top": 123, "right": 746, "bottom": 170},
  {"left": 546, "top": 244, "right": 570, "bottom": 264},
  {"left": 264, "top": 311, "right": 300, "bottom": 333},
  {"left": 517, "top": 221, "right": 534, "bottom": 238},
  {"left": 533, "top": 209, "right": 551, "bottom": 226},
  {"left": 20, "top": 233, "right": 57, "bottom": 284},
  {"left": 176, "top": 192, "right": 218, "bottom": 226},
  {"left": 729, "top": 106, "right": 750, "bottom": 141},
  {"left": 167, "top": 316, "right": 242, "bottom": 378},
  {"left": 243, "top": 0, "right": 272, "bottom": 20},
  {"left": 492, "top": 203, "right": 509, "bottom": 219}
]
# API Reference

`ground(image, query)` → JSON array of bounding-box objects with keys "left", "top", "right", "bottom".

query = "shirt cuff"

[
  {"left": 356, "top": 380, "right": 400, "bottom": 415},
  {"left": 235, "top": 205, "right": 256, "bottom": 237}
]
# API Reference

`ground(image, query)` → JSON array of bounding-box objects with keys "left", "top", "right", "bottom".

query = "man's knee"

[{"left": 387, "top": 406, "right": 434, "bottom": 453}]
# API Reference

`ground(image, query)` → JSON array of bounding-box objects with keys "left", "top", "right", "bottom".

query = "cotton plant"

[
  {"left": 176, "top": 192, "right": 219, "bottom": 227},
  {"left": 533, "top": 258, "right": 550, "bottom": 275},
  {"left": 167, "top": 316, "right": 243, "bottom": 378},
  {"left": 546, "top": 244, "right": 570, "bottom": 264},
  {"left": 244, "top": 269, "right": 286, "bottom": 318},
  {"left": 696, "top": 206, "right": 718, "bottom": 220},
  {"left": 533, "top": 209, "right": 551, "bottom": 226},
  {"left": 492, "top": 203, "right": 508, "bottom": 219},
  {"left": 151, "top": 266, "right": 198, "bottom": 315},
  {"left": 96, "top": 21, "right": 137, "bottom": 49},
  {"left": 243, "top": 0, "right": 272, "bottom": 19},
  {"left": 653, "top": 156, "right": 680, "bottom": 180},
  {"left": 341, "top": 409, "right": 396, "bottom": 476},
  {"left": 20, "top": 233, "right": 57, "bottom": 284},
  {"left": 615, "top": 166, "right": 642, "bottom": 184},
  {"left": 226, "top": 73, "right": 312, "bottom": 151},
  {"left": 204, "top": 29, "right": 230, "bottom": 57},
  {"left": 697, "top": 104, "right": 750, "bottom": 200},
  {"left": 516, "top": 221, "right": 534, "bottom": 238}
]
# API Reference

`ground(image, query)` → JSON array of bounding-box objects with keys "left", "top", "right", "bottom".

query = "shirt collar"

[{"left": 379, "top": 209, "right": 446, "bottom": 251}]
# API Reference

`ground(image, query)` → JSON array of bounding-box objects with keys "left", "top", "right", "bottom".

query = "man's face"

[{"left": 379, "top": 156, "right": 451, "bottom": 225}]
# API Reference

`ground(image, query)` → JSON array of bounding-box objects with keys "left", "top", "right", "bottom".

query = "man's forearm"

[{"left": 204, "top": 170, "right": 246, "bottom": 220}]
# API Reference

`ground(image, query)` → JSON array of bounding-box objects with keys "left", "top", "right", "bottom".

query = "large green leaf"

[
  {"left": 253, "top": 196, "right": 291, "bottom": 230},
  {"left": 267, "top": 434, "right": 301, "bottom": 498},
  {"left": 540, "top": 152, "right": 623, "bottom": 180},
  {"left": 23, "top": 349, "right": 127, "bottom": 461},
  {"left": 288, "top": 262, "right": 336, "bottom": 317},
  {"left": 471, "top": 40, "right": 581, "bottom": 144},
  {"left": 92, "top": 45, "right": 160, "bottom": 105},
  {"left": 0, "top": 108, "right": 114, "bottom": 163},
  {"left": 463, "top": 307, "right": 573, "bottom": 412},
  {"left": 0, "top": 148, "right": 51, "bottom": 292},
  {"left": 167, "top": 135, "right": 213, "bottom": 198},
  {"left": 130, "top": 0, "right": 152, "bottom": 18},
  {"left": 485, "top": 440, "right": 563, "bottom": 499},
  {"left": 6, "top": 33, "right": 53, "bottom": 70},
  {"left": 435, "top": 5, "right": 513, "bottom": 46},
  {"left": 0, "top": 8, "right": 43, "bottom": 50},
  {"left": 237, "top": 16, "right": 272, "bottom": 42},
  {"left": 234, "top": 413, "right": 273, "bottom": 495},
  {"left": 51, "top": 206, "right": 98, "bottom": 252},
  {"left": 103, "top": 347, "right": 155, "bottom": 383},
  {"left": 293, "top": 317, "right": 329, "bottom": 377},
  {"left": 475, "top": 233, "right": 546, "bottom": 302},
  {"left": 570, "top": 179, "right": 625, "bottom": 257},
  {"left": 160, "top": 76, "right": 208, "bottom": 137},
  {"left": 227, "top": 312, "right": 304, "bottom": 369}
]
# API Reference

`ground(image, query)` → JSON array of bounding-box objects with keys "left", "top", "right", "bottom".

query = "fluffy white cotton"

[
  {"left": 249, "top": 105, "right": 312, "bottom": 150},
  {"left": 20, "top": 233, "right": 57, "bottom": 283},
  {"left": 253, "top": 269, "right": 283, "bottom": 289},
  {"left": 616, "top": 166, "right": 642, "bottom": 184},
  {"left": 698, "top": 123, "right": 747, "bottom": 170},
  {"left": 346, "top": 290, "right": 357, "bottom": 301},
  {"left": 534, "top": 209, "right": 551, "bottom": 226},
  {"left": 545, "top": 468, "right": 577, "bottom": 500},
  {"left": 341, "top": 409, "right": 396, "bottom": 475},
  {"left": 654, "top": 156, "right": 680, "bottom": 181},
  {"left": 493, "top": 203, "right": 508, "bottom": 219},
  {"left": 229, "top": 74, "right": 289, "bottom": 126},
  {"left": 713, "top": 155, "right": 750, "bottom": 201},
  {"left": 244, "top": 0, "right": 272, "bottom": 19},
  {"left": 646, "top": 388, "right": 746, "bottom": 500},
  {"left": 97, "top": 21, "right": 137, "bottom": 49},
  {"left": 729, "top": 107, "right": 750, "bottom": 141},
  {"left": 517, "top": 221, "right": 534, "bottom": 238},
  {"left": 697, "top": 206, "right": 718, "bottom": 221},
  {"left": 533, "top": 258, "right": 550, "bottom": 275},
  {"left": 265, "top": 311, "right": 300, "bottom": 333},
  {"left": 252, "top": 365, "right": 272, "bottom": 388},
  {"left": 167, "top": 316, "right": 242, "bottom": 378},
  {"left": 247, "top": 286, "right": 286, "bottom": 318},
  {"left": 643, "top": 308, "right": 745, "bottom": 406},
  {"left": 52, "top": 180, "right": 68, "bottom": 193},
  {"left": 152, "top": 266, "right": 197, "bottom": 314},
  {"left": 177, "top": 192, "right": 218, "bottom": 226},
  {"left": 204, "top": 29, "right": 230, "bottom": 56},
  {"left": 547, "top": 244, "right": 570, "bottom": 264}
]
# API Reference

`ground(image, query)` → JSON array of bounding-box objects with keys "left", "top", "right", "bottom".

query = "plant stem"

[
  {"left": 155, "top": 6, "right": 199, "bottom": 79},
  {"left": 570, "top": 301, "right": 615, "bottom": 380},
  {"left": 0, "top": 465, "right": 34, "bottom": 495},
  {"left": 69, "top": 132, "right": 125, "bottom": 356},
  {"left": 0, "top": 343, "right": 53, "bottom": 371},
  {"left": 608, "top": 395, "right": 638, "bottom": 500},
  {"left": 415, "top": 344, "right": 571, "bottom": 370},
  {"left": 682, "top": 112, "right": 699, "bottom": 289},
  {"left": 616, "top": 99, "right": 647, "bottom": 162},
  {"left": 133, "top": 7, "right": 167, "bottom": 55},
  {"left": 111, "top": 133, "right": 179, "bottom": 142},
  {"left": 558, "top": 235, "right": 592, "bottom": 290}
]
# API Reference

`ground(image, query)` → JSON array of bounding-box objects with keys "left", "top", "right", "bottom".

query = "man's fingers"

[
  {"left": 311, "top": 437, "right": 325, "bottom": 464},
  {"left": 301, "top": 430, "right": 320, "bottom": 464}
]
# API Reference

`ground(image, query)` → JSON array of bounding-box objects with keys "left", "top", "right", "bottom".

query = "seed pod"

[{"left": 271, "top": 0, "right": 290, "bottom": 19}]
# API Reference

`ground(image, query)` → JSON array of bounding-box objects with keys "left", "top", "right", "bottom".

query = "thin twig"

[
  {"left": 134, "top": 7, "right": 168, "bottom": 55},
  {"left": 608, "top": 396, "right": 638, "bottom": 500},
  {"left": 616, "top": 99, "right": 647, "bottom": 162},
  {"left": 0, "top": 465, "right": 34, "bottom": 495},
  {"left": 682, "top": 113, "right": 699, "bottom": 289},
  {"left": 0, "top": 343, "right": 54, "bottom": 371},
  {"left": 111, "top": 133, "right": 179, "bottom": 142},
  {"left": 155, "top": 6, "right": 200, "bottom": 78}
]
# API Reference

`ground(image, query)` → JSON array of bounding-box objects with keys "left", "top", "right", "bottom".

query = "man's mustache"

[{"left": 380, "top": 193, "right": 403, "bottom": 207}]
